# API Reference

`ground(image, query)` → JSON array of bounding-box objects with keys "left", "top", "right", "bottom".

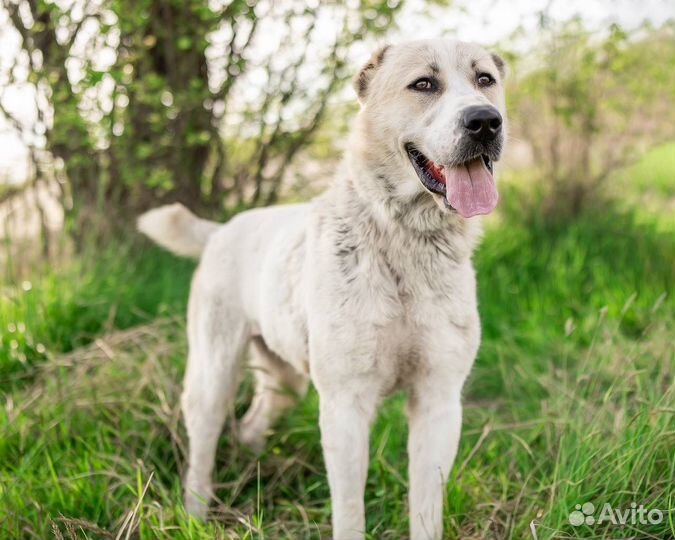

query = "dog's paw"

[
  {"left": 237, "top": 422, "right": 267, "bottom": 454},
  {"left": 184, "top": 490, "right": 209, "bottom": 520},
  {"left": 184, "top": 474, "right": 212, "bottom": 520}
]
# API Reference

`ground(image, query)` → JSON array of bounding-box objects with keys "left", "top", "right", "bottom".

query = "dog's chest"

[
  {"left": 372, "top": 312, "right": 427, "bottom": 394},
  {"left": 308, "top": 206, "right": 479, "bottom": 385},
  {"left": 339, "top": 244, "right": 468, "bottom": 389}
]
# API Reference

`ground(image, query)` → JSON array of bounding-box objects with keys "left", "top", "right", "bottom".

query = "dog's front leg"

[
  {"left": 407, "top": 378, "right": 465, "bottom": 540},
  {"left": 318, "top": 384, "right": 379, "bottom": 540}
]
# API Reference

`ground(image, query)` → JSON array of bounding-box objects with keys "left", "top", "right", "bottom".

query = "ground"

[{"left": 1, "top": 145, "right": 674, "bottom": 539}]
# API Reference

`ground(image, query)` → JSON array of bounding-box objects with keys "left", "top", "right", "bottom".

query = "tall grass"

[
  {"left": 0, "top": 243, "right": 194, "bottom": 382},
  {"left": 0, "top": 181, "right": 673, "bottom": 538}
]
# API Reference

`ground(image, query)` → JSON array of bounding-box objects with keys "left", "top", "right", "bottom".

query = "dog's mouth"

[{"left": 405, "top": 144, "right": 498, "bottom": 218}]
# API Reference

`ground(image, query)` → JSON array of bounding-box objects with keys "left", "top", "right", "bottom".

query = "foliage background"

[{"left": 0, "top": 0, "right": 673, "bottom": 538}]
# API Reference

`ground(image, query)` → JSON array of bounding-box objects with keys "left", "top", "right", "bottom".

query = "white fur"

[
  {"left": 139, "top": 39, "right": 507, "bottom": 540},
  {"left": 137, "top": 203, "right": 219, "bottom": 257}
]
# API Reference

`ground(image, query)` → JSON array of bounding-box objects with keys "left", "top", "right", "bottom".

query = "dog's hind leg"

[
  {"left": 238, "top": 336, "right": 309, "bottom": 453},
  {"left": 181, "top": 282, "right": 249, "bottom": 519}
]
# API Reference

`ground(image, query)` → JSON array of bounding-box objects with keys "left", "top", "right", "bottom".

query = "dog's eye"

[
  {"left": 477, "top": 73, "right": 495, "bottom": 87},
  {"left": 409, "top": 77, "right": 436, "bottom": 92}
]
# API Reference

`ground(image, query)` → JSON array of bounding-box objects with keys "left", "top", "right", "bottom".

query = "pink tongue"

[{"left": 444, "top": 158, "right": 498, "bottom": 218}]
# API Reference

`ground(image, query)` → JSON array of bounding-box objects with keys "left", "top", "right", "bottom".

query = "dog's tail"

[{"left": 137, "top": 203, "right": 219, "bottom": 258}]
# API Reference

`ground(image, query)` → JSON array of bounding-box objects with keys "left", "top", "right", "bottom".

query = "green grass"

[
  {"left": 619, "top": 142, "right": 675, "bottom": 198},
  {"left": 613, "top": 141, "right": 675, "bottom": 225},
  {"left": 1, "top": 182, "right": 674, "bottom": 538},
  {"left": 0, "top": 243, "right": 195, "bottom": 382}
]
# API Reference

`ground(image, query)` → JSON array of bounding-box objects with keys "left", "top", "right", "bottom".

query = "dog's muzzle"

[{"left": 405, "top": 105, "right": 505, "bottom": 218}]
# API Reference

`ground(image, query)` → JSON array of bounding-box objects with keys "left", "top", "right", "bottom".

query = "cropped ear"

[
  {"left": 353, "top": 45, "right": 390, "bottom": 103},
  {"left": 490, "top": 52, "right": 506, "bottom": 79}
]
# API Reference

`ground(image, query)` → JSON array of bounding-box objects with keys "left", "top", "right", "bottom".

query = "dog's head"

[{"left": 351, "top": 39, "right": 507, "bottom": 221}]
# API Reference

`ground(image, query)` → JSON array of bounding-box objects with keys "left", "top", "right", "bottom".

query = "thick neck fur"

[{"left": 320, "top": 122, "right": 483, "bottom": 271}]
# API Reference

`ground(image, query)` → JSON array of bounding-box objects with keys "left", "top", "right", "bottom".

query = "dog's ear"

[
  {"left": 354, "top": 45, "right": 390, "bottom": 103},
  {"left": 491, "top": 52, "right": 507, "bottom": 79}
]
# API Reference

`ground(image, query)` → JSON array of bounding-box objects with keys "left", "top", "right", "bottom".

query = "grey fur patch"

[
  {"left": 381, "top": 250, "right": 403, "bottom": 288},
  {"left": 419, "top": 230, "right": 461, "bottom": 263},
  {"left": 377, "top": 173, "right": 396, "bottom": 194},
  {"left": 333, "top": 218, "right": 360, "bottom": 281},
  {"left": 354, "top": 45, "right": 391, "bottom": 100},
  {"left": 491, "top": 53, "right": 506, "bottom": 78}
]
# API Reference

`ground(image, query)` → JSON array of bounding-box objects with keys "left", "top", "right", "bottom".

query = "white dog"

[{"left": 139, "top": 39, "right": 507, "bottom": 540}]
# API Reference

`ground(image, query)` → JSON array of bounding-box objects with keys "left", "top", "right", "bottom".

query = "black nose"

[{"left": 462, "top": 105, "right": 502, "bottom": 142}]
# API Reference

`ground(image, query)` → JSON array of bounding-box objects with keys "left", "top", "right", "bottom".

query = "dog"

[{"left": 138, "top": 38, "right": 507, "bottom": 540}]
